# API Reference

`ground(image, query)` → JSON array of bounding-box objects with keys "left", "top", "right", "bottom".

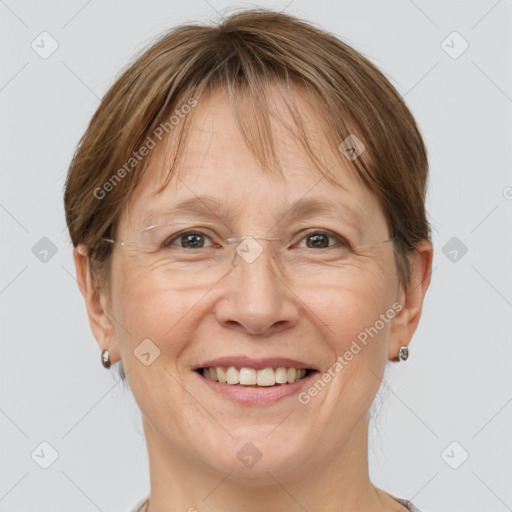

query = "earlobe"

[
  {"left": 73, "top": 245, "right": 120, "bottom": 365},
  {"left": 388, "top": 240, "right": 433, "bottom": 361}
]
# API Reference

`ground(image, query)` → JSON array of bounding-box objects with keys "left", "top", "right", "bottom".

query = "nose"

[{"left": 214, "top": 239, "right": 300, "bottom": 336}]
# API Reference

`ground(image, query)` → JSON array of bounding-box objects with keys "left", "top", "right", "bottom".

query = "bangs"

[{"left": 146, "top": 76, "right": 365, "bottom": 202}]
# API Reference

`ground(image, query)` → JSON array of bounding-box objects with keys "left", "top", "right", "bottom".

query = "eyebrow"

[
  {"left": 141, "top": 195, "right": 364, "bottom": 227},
  {"left": 286, "top": 197, "right": 363, "bottom": 222},
  {"left": 142, "top": 196, "right": 239, "bottom": 226}
]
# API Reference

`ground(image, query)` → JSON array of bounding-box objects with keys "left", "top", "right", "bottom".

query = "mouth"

[
  {"left": 192, "top": 357, "right": 320, "bottom": 405},
  {"left": 195, "top": 366, "right": 316, "bottom": 386}
]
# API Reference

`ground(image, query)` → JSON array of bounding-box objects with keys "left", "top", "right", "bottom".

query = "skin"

[{"left": 74, "top": 86, "right": 433, "bottom": 512}]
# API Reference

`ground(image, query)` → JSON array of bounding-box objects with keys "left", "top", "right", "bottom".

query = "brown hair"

[{"left": 64, "top": 8, "right": 430, "bottom": 306}]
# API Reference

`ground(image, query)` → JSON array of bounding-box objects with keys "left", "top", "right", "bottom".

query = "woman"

[{"left": 64, "top": 8, "right": 433, "bottom": 512}]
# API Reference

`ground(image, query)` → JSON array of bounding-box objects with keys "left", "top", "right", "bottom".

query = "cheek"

[
  {"left": 301, "top": 265, "right": 395, "bottom": 346},
  {"left": 317, "top": 272, "right": 396, "bottom": 404},
  {"left": 111, "top": 263, "right": 204, "bottom": 367},
  {"left": 112, "top": 271, "right": 203, "bottom": 423},
  {"left": 303, "top": 273, "right": 395, "bottom": 426}
]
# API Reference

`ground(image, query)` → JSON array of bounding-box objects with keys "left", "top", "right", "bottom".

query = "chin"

[{"left": 200, "top": 428, "right": 312, "bottom": 483}]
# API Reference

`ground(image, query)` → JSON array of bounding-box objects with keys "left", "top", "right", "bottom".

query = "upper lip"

[{"left": 194, "top": 356, "right": 318, "bottom": 371}]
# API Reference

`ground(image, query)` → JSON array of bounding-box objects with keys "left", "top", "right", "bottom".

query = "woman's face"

[{"left": 103, "top": 88, "right": 414, "bottom": 481}]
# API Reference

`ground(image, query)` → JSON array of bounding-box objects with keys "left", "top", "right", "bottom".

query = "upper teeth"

[{"left": 202, "top": 366, "right": 308, "bottom": 386}]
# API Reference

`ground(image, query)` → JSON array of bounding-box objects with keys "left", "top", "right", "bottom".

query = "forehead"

[{"left": 120, "top": 87, "right": 385, "bottom": 233}]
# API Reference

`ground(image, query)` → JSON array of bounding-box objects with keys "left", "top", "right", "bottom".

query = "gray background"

[{"left": 1, "top": 1, "right": 511, "bottom": 511}]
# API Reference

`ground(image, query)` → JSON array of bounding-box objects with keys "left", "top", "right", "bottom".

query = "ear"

[
  {"left": 388, "top": 239, "right": 433, "bottom": 361},
  {"left": 73, "top": 245, "right": 121, "bottom": 365}
]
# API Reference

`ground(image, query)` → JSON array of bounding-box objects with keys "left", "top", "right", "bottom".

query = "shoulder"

[
  {"left": 129, "top": 497, "right": 149, "bottom": 512},
  {"left": 393, "top": 496, "right": 423, "bottom": 512}
]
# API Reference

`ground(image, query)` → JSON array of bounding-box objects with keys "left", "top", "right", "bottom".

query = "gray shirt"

[{"left": 130, "top": 494, "right": 422, "bottom": 511}]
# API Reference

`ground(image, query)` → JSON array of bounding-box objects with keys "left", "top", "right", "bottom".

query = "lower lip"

[{"left": 196, "top": 371, "right": 317, "bottom": 405}]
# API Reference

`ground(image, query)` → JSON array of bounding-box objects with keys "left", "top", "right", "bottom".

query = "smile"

[
  {"left": 193, "top": 356, "right": 320, "bottom": 405},
  {"left": 198, "top": 366, "right": 311, "bottom": 386}
]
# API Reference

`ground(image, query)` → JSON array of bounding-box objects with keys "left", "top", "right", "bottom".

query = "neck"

[{"left": 142, "top": 413, "right": 398, "bottom": 512}]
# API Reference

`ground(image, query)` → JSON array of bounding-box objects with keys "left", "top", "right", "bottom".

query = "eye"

[
  {"left": 164, "top": 230, "right": 216, "bottom": 249},
  {"left": 296, "top": 230, "right": 349, "bottom": 249}
]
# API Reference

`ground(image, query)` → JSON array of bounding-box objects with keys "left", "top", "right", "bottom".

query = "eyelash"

[{"left": 165, "top": 229, "right": 350, "bottom": 250}]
